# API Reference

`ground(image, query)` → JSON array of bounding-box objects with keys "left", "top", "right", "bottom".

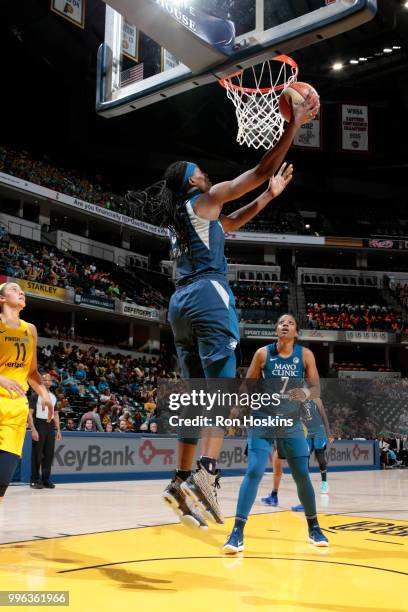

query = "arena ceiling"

[{"left": 0, "top": 0, "right": 407, "bottom": 188}]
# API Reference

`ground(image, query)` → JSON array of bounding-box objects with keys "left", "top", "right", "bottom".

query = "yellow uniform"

[{"left": 0, "top": 319, "right": 33, "bottom": 456}]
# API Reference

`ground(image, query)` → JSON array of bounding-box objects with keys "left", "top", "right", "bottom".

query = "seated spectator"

[
  {"left": 82, "top": 418, "right": 96, "bottom": 432},
  {"left": 79, "top": 405, "right": 104, "bottom": 432},
  {"left": 63, "top": 418, "right": 77, "bottom": 431}
]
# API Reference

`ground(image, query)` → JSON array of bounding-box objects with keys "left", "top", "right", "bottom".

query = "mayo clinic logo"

[{"left": 138, "top": 439, "right": 174, "bottom": 465}]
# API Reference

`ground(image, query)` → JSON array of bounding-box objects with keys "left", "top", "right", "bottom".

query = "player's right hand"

[
  {"left": 0, "top": 375, "right": 26, "bottom": 398},
  {"left": 291, "top": 92, "right": 320, "bottom": 127}
]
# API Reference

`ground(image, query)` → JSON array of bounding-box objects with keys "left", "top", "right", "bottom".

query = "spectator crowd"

[
  {"left": 306, "top": 302, "right": 402, "bottom": 332},
  {"left": 38, "top": 342, "right": 176, "bottom": 434},
  {"left": 0, "top": 230, "right": 166, "bottom": 309}
]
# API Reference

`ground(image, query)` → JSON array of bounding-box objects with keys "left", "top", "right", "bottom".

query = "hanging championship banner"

[
  {"left": 162, "top": 48, "right": 181, "bottom": 71},
  {"left": 50, "top": 0, "right": 85, "bottom": 29},
  {"left": 122, "top": 21, "right": 138, "bottom": 61},
  {"left": 293, "top": 111, "right": 321, "bottom": 149},
  {"left": 341, "top": 104, "right": 369, "bottom": 152}
]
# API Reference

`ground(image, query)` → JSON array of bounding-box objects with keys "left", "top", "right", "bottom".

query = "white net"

[{"left": 220, "top": 56, "right": 298, "bottom": 150}]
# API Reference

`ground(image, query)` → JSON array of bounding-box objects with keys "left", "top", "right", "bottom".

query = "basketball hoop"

[{"left": 219, "top": 55, "right": 299, "bottom": 150}]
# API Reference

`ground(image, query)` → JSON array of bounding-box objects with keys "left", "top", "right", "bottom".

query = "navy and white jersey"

[
  {"left": 302, "top": 399, "right": 326, "bottom": 438},
  {"left": 172, "top": 194, "right": 227, "bottom": 286},
  {"left": 262, "top": 342, "right": 305, "bottom": 436}
]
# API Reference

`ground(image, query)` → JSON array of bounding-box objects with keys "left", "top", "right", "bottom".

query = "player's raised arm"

[
  {"left": 195, "top": 94, "right": 319, "bottom": 220},
  {"left": 221, "top": 162, "right": 293, "bottom": 232}
]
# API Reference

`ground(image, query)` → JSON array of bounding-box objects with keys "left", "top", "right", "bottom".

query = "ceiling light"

[
  {"left": 349, "top": 59, "right": 359, "bottom": 64},
  {"left": 383, "top": 48, "right": 392, "bottom": 53},
  {"left": 405, "top": 1, "right": 408, "bottom": 9},
  {"left": 392, "top": 45, "right": 401, "bottom": 50},
  {"left": 359, "top": 57, "right": 368, "bottom": 61},
  {"left": 332, "top": 62, "right": 343, "bottom": 71}
]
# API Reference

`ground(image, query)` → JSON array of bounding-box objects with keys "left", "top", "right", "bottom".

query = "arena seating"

[
  {"left": 3, "top": 145, "right": 406, "bottom": 239},
  {"left": 38, "top": 342, "right": 176, "bottom": 433},
  {"left": 304, "top": 286, "right": 402, "bottom": 332},
  {"left": 231, "top": 280, "right": 289, "bottom": 323},
  {"left": 0, "top": 231, "right": 167, "bottom": 308}
]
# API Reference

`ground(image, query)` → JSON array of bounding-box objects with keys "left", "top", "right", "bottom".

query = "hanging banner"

[
  {"left": 13, "top": 278, "right": 66, "bottom": 302},
  {"left": 293, "top": 111, "right": 321, "bottom": 149},
  {"left": 121, "top": 302, "right": 160, "bottom": 321},
  {"left": 162, "top": 48, "right": 181, "bottom": 71},
  {"left": 341, "top": 104, "right": 369, "bottom": 152},
  {"left": 122, "top": 21, "right": 138, "bottom": 60},
  {"left": 74, "top": 293, "right": 115, "bottom": 311},
  {"left": 50, "top": 0, "right": 85, "bottom": 29},
  {"left": 345, "top": 331, "right": 390, "bottom": 343}
]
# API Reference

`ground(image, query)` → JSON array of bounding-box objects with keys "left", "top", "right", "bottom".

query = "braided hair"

[{"left": 125, "top": 161, "right": 193, "bottom": 256}]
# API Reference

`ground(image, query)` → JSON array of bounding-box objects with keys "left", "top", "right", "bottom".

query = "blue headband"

[{"left": 181, "top": 162, "right": 197, "bottom": 191}]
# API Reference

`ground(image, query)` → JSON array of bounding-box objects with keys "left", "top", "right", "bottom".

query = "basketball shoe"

[
  {"left": 320, "top": 481, "right": 329, "bottom": 494},
  {"left": 162, "top": 477, "right": 208, "bottom": 530},
  {"left": 261, "top": 492, "right": 278, "bottom": 506},
  {"left": 308, "top": 525, "right": 329, "bottom": 547},
  {"left": 181, "top": 461, "right": 224, "bottom": 524},
  {"left": 223, "top": 527, "right": 245, "bottom": 554}
]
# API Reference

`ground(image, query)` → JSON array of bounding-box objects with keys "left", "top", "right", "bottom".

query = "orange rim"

[{"left": 218, "top": 54, "right": 299, "bottom": 94}]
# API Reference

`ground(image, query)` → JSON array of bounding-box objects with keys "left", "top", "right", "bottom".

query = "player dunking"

[
  {"left": 223, "top": 314, "right": 329, "bottom": 552},
  {"left": 262, "top": 398, "right": 333, "bottom": 508},
  {"left": 0, "top": 282, "right": 53, "bottom": 501},
  {"left": 127, "top": 95, "right": 319, "bottom": 529}
]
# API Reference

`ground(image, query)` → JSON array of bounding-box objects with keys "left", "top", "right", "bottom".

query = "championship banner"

[
  {"left": 341, "top": 104, "right": 369, "bottom": 152},
  {"left": 74, "top": 293, "right": 115, "bottom": 311},
  {"left": 293, "top": 111, "right": 321, "bottom": 149},
  {"left": 122, "top": 21, "right": 138, "bottom": 60},
  {"left": 13, "top": 278, "right": 66, "bottom": 302},
  {"left": 162, "top": 49, "right": 181, "bottom": 71},
  {"left": 50, "top": 0, "right": 85, "bottom": 29}
]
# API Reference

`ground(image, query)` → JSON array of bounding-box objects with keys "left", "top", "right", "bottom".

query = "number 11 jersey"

[{"left": 0, "top": 319, "right": 33, "bottom": 398}]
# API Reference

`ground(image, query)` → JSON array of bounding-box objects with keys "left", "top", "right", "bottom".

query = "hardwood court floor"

[{"left": 1, "top": 471, "right": 407, "bottom": 611}]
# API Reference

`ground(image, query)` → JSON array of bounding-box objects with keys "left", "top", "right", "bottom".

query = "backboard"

[{"left": 96, "top": 0, "right": 377, "bottom": 118}]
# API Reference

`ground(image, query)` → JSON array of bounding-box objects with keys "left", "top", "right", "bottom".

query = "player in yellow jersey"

[{"left": 0, "top": 282, "right": 53, "bottom": 500}]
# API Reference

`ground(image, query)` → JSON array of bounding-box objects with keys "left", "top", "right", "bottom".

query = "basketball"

[{"left": 279, "top": 81, "right": 319, "bottom": 122}]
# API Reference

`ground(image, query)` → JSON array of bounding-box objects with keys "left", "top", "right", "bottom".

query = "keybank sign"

[
  {"left": 54, "top": 444, "right": 137, "bottom": 472},
  {"left": 50, "top": 435, "right": 377, "bottom": 479},
  {"left": 51, "top": 435, "right": 249, "bottom": 475}
]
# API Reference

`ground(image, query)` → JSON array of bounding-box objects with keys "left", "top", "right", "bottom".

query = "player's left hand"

[
  {"left": 288, "top": 388, "right": 308, "bottom": 401},
  {"left": 42, "top": 396, "right": 54, "bottom": 422},
  {"left": 267, "top": 162, "right": 293, "bottom": 199}
]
